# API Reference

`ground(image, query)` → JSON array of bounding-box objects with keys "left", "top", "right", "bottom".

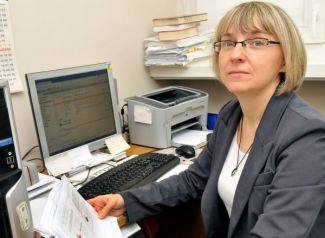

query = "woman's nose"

[{"left": 230, "top": 44, "right": 246, "bottom": 62}]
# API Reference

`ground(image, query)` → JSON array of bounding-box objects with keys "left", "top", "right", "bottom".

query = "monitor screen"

[{"left": 26, "top": 63, "right": 121, "bottom": 164}]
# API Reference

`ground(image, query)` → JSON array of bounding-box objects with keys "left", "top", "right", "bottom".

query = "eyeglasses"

[{"left": 213, "top": 38, "right": 280, "bottom": 53}]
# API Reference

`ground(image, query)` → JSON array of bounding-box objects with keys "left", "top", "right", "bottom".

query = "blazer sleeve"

[
  {"left": 250, "top": 115, "right": 325, "bottom": 237},
  {"left": 119, "top": 122, "right": 221, "bottom": 223}
]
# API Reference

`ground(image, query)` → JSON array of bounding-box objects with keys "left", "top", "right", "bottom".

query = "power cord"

[
  {"left": 72, "top": 162, "right": 115, "bottom": 187},
  {"left": 121, "top": 103, "right": 129, "bottom": 133},
  {"left": 21, "top": 145, "right": 39, "bottom": 160}
]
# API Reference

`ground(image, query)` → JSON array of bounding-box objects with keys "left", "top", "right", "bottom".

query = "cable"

[
  {"left": 72, "top": 162, "right": 114, "bottom": 187},
  {"left": 25, "top": 157, "right": 42, "bottom": 163},
  {"left": 21, "top": 145, "right": 39, "bottom": 160},
  {"left": 121, "top": 103, "right": 129, "bottom": 133},
  {"left": 73, "top": 168, "right": 92, "bottom": 187}
]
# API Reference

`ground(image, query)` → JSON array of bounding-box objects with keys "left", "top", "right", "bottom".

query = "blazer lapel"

[
  {"left": 213, "top": 103, "right": 242, "bottom": 181},
  {"left": 227, "top": 92, "right": 295, "bottom": 237}
]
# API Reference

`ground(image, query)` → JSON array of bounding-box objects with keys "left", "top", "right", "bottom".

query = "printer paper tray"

[{"left": 171, "top": 120, "right": 201, "bottom": 134}]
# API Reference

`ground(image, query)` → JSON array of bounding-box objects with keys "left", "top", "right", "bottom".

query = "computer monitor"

[{"left": 26, "top": 62, "right": 122, "bottom": 169}]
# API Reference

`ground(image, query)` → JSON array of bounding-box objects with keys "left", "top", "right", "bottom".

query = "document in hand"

[{"left": 40, "top": 177, "right": 123, "bottom": 238}]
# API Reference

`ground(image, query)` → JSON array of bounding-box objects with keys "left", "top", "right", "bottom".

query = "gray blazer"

[{"left": 121, "top": 92, "right": 325, "bottom": 238}]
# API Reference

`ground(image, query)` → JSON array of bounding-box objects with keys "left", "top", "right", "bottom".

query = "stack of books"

[
  {"left": 153, "top": 13, "right": 207, "bottom": 41},
  {"left": 144, "top": 13, "right": 213, "bottom": 66}
]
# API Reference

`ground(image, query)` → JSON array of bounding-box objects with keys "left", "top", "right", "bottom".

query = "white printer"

[{"left": 125, "top": 86, "right": 208, "bottom": 148}]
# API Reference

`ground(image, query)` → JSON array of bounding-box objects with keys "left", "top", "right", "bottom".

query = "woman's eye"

[
  {"left": 253, "top": 40, "right": 264, "bottom": 46},
  {"left": 225, "top": 41, "right": 235, "bottom": 47}
]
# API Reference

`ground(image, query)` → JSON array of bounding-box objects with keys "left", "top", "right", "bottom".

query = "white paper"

[
  {"left": 40, "top": 177, "right": 123, "bottom": 238},
  {"left": 134, "top": 105, "right": 152, "bottom": 124},
  {"left": 68, "top": 145, "right": 93, "bottom": 168},
  {"left": 30, "top": 197, "right": 53, "bottom": 237},
  {"left": 120, "top": 223, "right": 141, "bottom": 238},
  {"left": 0, "top": 1, "right": 23, "bottom": 93},
  {"left": 45, "top": 153, "right": 74, "bottom": 177},
  {"left": 172, "top": 129, "right": 210, "bottom": 149},
  {"left": 105, "top": 134, "right": 130, "bottom": 155}
]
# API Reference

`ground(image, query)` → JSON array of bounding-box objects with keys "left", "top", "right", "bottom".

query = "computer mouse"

[{"left": 175, "top": 145, "right": 196, "bottom": 159}]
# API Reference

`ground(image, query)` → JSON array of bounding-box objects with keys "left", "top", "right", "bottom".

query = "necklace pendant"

[{"left": 231, "top": 168, "right": 237, "bottom": 176}]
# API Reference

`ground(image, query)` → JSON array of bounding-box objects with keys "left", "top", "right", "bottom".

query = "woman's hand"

[{"left": 87, "top": 194, "right": 126, "bottom": 219}]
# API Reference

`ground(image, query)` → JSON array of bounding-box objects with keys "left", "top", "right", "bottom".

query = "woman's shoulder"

[
  {"left": 276, "top": 92, "right": 325, "bottom": 143},
  {"left": 288, "top": 93, "right": 325, "bottom": 123}
]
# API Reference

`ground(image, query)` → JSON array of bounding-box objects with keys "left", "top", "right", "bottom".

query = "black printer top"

[{"left": 145, "top": 87, "right": 199, "bottom": 106}]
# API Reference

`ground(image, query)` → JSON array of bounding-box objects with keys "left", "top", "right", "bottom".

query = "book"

[
  {"left": 158, "top": 27, "right": 198, "bottom": 41},
  {"left": 144, "top": 29, "right": 214, "bottom": 48},
  {"left": 153, "top": 13, "right": 208, "bottom": 27},
  {"left": 153, "top": 22, "right": 199, "bottom": 33}
]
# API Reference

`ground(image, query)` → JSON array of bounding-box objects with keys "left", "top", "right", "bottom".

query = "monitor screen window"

[{"left": 26, "top": 63, "right": 121, "bottom": 163}]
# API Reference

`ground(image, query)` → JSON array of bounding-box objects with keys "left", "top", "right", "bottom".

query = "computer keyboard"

[{"left": 78, "top": 152, "right": 180, "bottom": 200}]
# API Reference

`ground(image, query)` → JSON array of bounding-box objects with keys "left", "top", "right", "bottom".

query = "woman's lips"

[{"left": 228, "top": 70, "right": 249, "bottom": 77}]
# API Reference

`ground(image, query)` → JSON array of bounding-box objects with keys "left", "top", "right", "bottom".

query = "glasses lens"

[{"left": 247, "top": 39, "right": 268, "bottom": 48}]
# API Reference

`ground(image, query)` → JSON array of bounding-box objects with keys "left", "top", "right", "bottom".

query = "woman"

[{"left": 88, "top": 2, "right": 325, "bottom": 237}]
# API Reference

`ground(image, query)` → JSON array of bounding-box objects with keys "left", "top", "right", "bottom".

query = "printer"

[{"left": 125, "top": 86, "right": 208, "bottom": 148}]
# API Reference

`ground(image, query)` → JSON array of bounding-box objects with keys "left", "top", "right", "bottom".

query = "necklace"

[{"left": 231, "top": 118, "right": 253, "bottom": 176}]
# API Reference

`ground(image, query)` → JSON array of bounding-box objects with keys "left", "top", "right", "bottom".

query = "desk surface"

[{"left": 126, "top": 144, "right": 156, "bottom": 156}]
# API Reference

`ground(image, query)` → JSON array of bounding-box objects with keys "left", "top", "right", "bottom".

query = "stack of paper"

[
  {"left": 172, "top": 129, "right": 211, "bottom": 149},
  {"left": 144, "top": 30, "right": 213, "bottom": 66},
  {"left": 40, "top": 177, "right": 123, "bottom": 238}
]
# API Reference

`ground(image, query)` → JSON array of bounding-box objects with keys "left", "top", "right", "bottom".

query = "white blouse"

[{"left": 217, "top": 132, "right": 249, "bottom": 217}]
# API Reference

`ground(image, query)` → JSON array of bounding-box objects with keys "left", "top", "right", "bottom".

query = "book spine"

[{"left": 153, "top": 13, "right": 207, "bottom": 26}]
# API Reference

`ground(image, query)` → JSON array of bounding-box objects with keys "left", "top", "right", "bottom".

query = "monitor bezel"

[
  {"left": 0, "top": 80, "right": 22, "bottom": 169},
  {"left": 26, "top": 62, "right": 122, "bottom": 164}
]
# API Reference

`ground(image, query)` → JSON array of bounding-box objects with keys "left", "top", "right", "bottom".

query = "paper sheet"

[
  {"left": 105, "top": 134, "right": 130, "bottom": 155},
  {"left": 133, "top": 105, "right": 152, "bottom": 124},
  {"left": 0, "top": 1, "right": 23, "bottom": 93},
  {"left": 45, "top": 153, "right": 74, "bottom": 177},
  {"left": 41, "top": 177, "right": 123, "bottom": 238},
  {"left": 172, "top": 129, "right": 211, "bottom": 149},
  {"left": 68, "top": 145, "right": 93, "bottom": 168}
]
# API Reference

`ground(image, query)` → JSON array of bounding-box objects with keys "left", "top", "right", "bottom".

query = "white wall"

[{"left": 9, "top": 0, "right": 177, "bottom": 155}]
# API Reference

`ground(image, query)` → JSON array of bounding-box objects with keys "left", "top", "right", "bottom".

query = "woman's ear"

[{"left": 280, "top": 61, "right": 286, "bottom": 73}]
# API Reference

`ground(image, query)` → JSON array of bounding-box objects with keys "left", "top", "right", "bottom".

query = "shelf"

[{"left": 149, "top": 58, "right": 325, "bottom": 80}]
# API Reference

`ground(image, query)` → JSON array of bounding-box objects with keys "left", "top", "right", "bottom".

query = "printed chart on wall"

[{"left": 0, "top": 0, "right": 23, "bottom": 93}]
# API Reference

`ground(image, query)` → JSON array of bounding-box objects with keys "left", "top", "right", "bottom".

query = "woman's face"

[{"left": 218, "top": 26, "right": 285, "bottom": 97}]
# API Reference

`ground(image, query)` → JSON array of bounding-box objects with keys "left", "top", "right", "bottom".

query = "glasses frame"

[{"left": 213, "top": 38, "right": 280, "bottom": 53}]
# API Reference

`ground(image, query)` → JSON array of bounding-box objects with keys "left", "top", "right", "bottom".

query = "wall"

[
  {"left": 8, "top": 0, "right": 177, "bottom": 155},
  {"left": 175, "top": 80, "right": 325, "bottom": 115}
]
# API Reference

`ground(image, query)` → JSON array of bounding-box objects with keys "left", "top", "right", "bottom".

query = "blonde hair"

[{"left": 213, "top": 1, "right": 306, "bottom": 94}]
